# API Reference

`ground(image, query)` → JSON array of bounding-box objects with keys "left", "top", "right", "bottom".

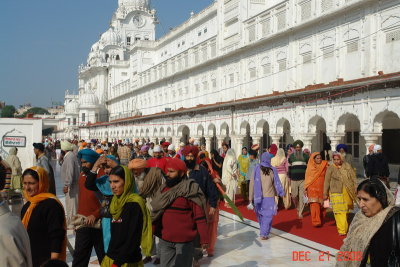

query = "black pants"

[{"left": 72, "top": 227, "right": 105, "bottom": 267}]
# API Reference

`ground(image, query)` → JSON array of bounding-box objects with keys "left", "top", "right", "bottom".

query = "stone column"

[
  {"left": 252, "top": 134, "right": 262, "bottom": 146},
  {"left": 172, "top": 136, "right": 181, "bottom": 148},
  {"left": 216, "top": 135, "right": 226, "bottom": 149},
  {"left": 270, "top": 134, "right": 282, "bottom": 147},
  {"left": 327, "top": 133, "right": 345, "bottom": 152},
  {"left": 251, "top": 134, "right": 262, "bottom": 153},
  {"left": 361, "top": 132, "right": 381, "bottom": 155},
  {"left": 300, "top": 134, "right": 316, "bottom": 151},
  {"left": 234, "top": 135, "right": 245, "bottom": 155},
  {"left": 204, "top": 135, "right": 213, "bottom": 153}
]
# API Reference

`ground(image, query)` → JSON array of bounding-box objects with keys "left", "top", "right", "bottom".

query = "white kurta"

[
  {"left": 60, "top": 151, "right": 80, "bottom": 226},
  {"left": 221, "top": 150, "right": 238, "bottom": 201},
  {"left": 0, "top": 201, "right": 32, "bottom": 267}
]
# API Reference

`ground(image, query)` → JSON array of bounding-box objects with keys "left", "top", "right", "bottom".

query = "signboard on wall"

[{"left": 2, "top": 136, "right": 27, "bottom": 147}]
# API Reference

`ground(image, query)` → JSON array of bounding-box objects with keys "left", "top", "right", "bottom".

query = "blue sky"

[{"left": 0, "top": 0, "right": 213, "bottom": 108}]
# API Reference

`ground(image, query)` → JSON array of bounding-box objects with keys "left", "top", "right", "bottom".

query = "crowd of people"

[{"left": 0, "top": 136, "right": 399, "bottom": 267}]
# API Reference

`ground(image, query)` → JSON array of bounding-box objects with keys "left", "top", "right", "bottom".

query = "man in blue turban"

[
  {"left": 78, "top": 149, "right": 100, "bottom": 165},
  {"left": 74, "top": 148, "right": 104, "bottom": 266}
]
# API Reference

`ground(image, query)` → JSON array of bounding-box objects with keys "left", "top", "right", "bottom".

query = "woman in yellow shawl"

[
  {"left": 238, "top": 147, "right": 250, "bottom": 201},
  {"left": 101, "top": 165, "right": 152, "bottom": 267},
  {"left": 324, "top": 153, "right": 358, "bottom": 235},
  {"left": 21, "top": 166, "right": 67, "bottom": 267},
  {"left": 305, "top": 152, "right": 328, "bottom": 227}
]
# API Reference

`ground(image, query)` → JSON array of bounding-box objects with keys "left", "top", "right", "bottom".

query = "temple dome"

[
  {"left": 100, "top": 28, "right": 121, "bottom": 46},
  {"left": 79, "top": 91, "right": 99, "bottom": 109}
]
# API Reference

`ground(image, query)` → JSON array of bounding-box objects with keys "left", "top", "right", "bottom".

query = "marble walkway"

[{"left": 50, "top": 161, "right": 337, "bottom": 266}]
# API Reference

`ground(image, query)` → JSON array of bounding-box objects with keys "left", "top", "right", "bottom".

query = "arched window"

[
  {"left": 248, "top": 61, "right": 256, "bottom": 79},
  {"left": 116, "top": 55, "right": 120, "bottom": 60},
  {"left": 261, "top": 57, "right": 271, "bottom": 75},
  {"left": 105, "top": 54, "right": 110, "bottom": 62}
]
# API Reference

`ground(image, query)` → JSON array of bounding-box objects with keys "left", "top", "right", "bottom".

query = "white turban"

[
  {"left": 153, "top": 145, "right": 162, "bottom": 153},
  {"left": 168, "top": 144, "right": 175, "bottom": 151},
  {"left": 373, "top": 144, "right": 382, "bottom": 153},
  {"left": 61, "top": 140, "right": 73, "bottom": 151}
]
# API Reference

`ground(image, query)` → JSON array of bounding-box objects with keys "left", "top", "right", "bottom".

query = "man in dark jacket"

[
  {"left": 182, "top": 145, "right": 218, "bottom": 266},
  {"left": 367, "top": 144, "right": 390, "bottom": 188},
  {"left": 363, "top": 144, "right": 375, "bottom": 178}
]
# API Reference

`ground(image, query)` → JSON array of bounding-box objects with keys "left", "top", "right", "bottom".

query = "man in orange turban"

[{"left": 128, "top": 159, "right": 148, "bottom": 193}]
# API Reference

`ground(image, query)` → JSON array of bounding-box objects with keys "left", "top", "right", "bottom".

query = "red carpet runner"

[{"left": 219, "top": 195, "right": 346, "bottom": 250}]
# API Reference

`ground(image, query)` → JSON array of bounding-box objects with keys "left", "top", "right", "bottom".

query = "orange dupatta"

[
  {"left": 21, "top": 166, "right": 67, "bottom": 261},
  {"left": 305, "top": 152, "right": 328, "bottom": 189}
]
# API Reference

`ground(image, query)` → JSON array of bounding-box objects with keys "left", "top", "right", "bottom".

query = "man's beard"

[
  {"left": 134, "top": 172, "right": 146, "bottom": 181},
  {"left": 295, "top": 151, "right": 303, "bottom": 160},
  {"left": 82, "top": 167, "right": 91, "bottom": 175},
  {"left": 185, "top": 159, "right": 196, "bottom": 170},
  {"left": 165, "top": 175, "right": 183, "bottom": 187}
]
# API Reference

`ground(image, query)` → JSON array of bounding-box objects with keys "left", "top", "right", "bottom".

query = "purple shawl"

[{"left": 253, "top": 152, "right": 285, "bottom": 208}]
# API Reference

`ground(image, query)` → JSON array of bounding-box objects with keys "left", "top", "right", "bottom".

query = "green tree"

[
  {"left": 0, "top": 105, "right": 16, "bottom": 118},
  {"left": 20, "top": 107, "right": 50, "bottom": 117}
]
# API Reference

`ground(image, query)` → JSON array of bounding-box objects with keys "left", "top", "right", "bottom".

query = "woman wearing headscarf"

[
  {"left": 85, "top": 155, "right": 119, "bottom": 254},
  {"left": 238, "top": 147, "right": 250, "bottom": 202},
  {"left": 21, "top": 166, "right": 67, "bottom": 267},
  {"left": 221, "top": 149, "right": 238, "bottom": 207},
  {"left": 6, "top": 147, "right": 22, "bottom": 192},
  {"left": 101, "top": 165, "right": 152, "bottom": 267},
  {"left": 337, "top": 179, "right": 400, "bottom": 267},
  {"left": 324, "top": 153, "right": 357, "bottom": 235},
  {"left": 305, "top": 152, "right": 328, "bottom": 227},
  {"left": 271, "top": 148, "right": 291, "bottom": 209},
  {"left": 249, "top": 152, "right": 284, "bottom": 240}
]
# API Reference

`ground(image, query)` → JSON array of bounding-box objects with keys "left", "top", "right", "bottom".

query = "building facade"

[{"left": 59, "top": 0, "right": 400, "bottom": 177}]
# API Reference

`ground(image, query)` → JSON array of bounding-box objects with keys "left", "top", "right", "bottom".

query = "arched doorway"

[
  {"left": 277, "top": 118, "right": 293, "bottom": 149},
  {"left": 256, "top": 119, "right": 271, "bottom": 152},
  {"left": 308, "top": 115, "right": 327, "bottom": 152},
  {"left": 337, "top": 113, "right": 362, "bottom": 159},
  {"left": 178, "top": 125, "right": 190, "bottom": 144},
  {"left": 374, "top": 111, "right": 400, "bottom": 164},
  {"left": 208, "top": 123, "right": 217, "bottom": 150},
  {"left": 240, "top": 121, "right": 253, "bottom": 149},
  {"left": 220, "top": 122, "right": 231, "bottom": 147}
]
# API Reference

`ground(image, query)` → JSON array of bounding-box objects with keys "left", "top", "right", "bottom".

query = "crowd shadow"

[
  {"left": 218, "top": 221, "right": 248, "bottom": 238},
  {"left": 206, "top": 230, "right": 260, "bottom": 263}
]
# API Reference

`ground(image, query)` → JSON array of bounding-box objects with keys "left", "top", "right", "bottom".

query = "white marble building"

[{"left": 59, "top": 0, "right": 400, "bottom": 177}]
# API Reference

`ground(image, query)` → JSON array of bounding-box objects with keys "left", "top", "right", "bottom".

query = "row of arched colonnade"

[{"left": 83, "top": 102, "right": 400, "bottom": 177}]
